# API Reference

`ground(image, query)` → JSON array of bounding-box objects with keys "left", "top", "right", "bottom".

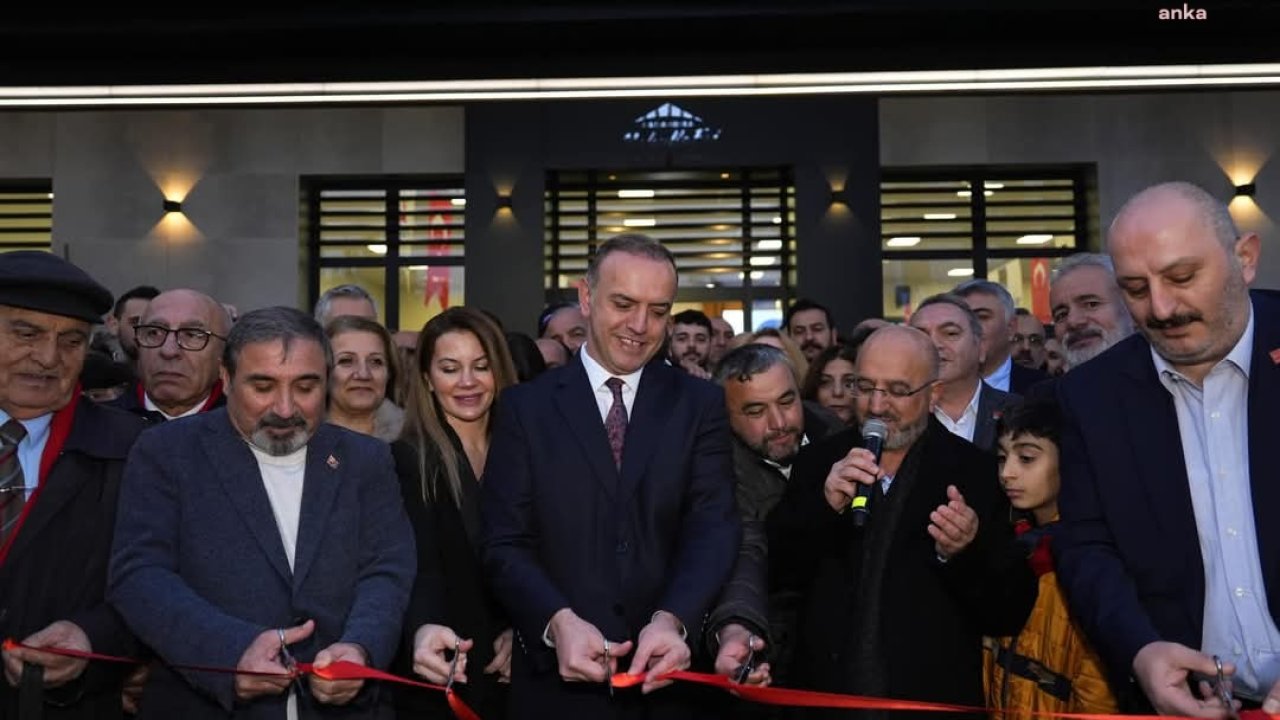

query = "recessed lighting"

[
  {"left": 618, "top": 189, "right": 655, "bottom": 198},
  {"left": 750, "top": 270, "right": 765, "bottom": 280},
  {"left": 705, "top": 283, "right": 716, "bottom": 288},
  {"left": 623, "top": 218, "right": 656, "bottom": 227},
  {"left": 749, "top": 256, "right": 776, "bottom": 267},
  {"left": 450, "top": 198, "right": 466, "bottom": 206},
  {"left": 956, "top": 190, "right": 972, "bottom": 198},
  {"left": 947, "top": 267, "right": 975, "bottom": 277},
  {"left": 886, "top": 236, "right": 921, "bottom": 247},
  {"left": 924, "top": 213, "right": 956, "bottom": 220},
  {"left": 1016, "top": 234, "right": 1054, "bottom": 245},
  {"left": 772, "top": 216, "right": 782, "bottom": 224},
  {"left": 720, "top": 172, "right": 731, "bottom": 179},
  {"left": 757, "top": 239, "right": 782, "bottom": 251},
  {"left": 367, "top": 243, "right": 388, "bottom": 255},
  {"left": 984, "top": 182, "right": 1005, "bottom": 190}
]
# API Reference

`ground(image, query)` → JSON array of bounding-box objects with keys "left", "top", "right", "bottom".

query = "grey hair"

[
  {"left": 1109, "top": 181, "right": 1241, "bottom": 253},
  {"left": 953, "top": 279, "right": 1015, "bottom": 322},
  {"left": 586, "top": 233, "right": 677, "bottom": 290},
  {"left": 913, "top": 293, "right": 984, "bottom": 339},
  {"left": 713, "top": 343, "right": 795, "bottom": 385},
  {"left": 313, "top": 284, "right": 378, "bottom": 323},
  {"left": 224, "top": 306, "right": 333, "bottom": 379},
  {"left": 1052, "top": 252, "right": 1115, "bottom": 282}
]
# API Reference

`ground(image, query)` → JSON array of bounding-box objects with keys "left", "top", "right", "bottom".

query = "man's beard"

[
  {"left": 862, "top": 409, "right": 929, "bottom": 451},
  {"left": 1064, "top": 319, "right": 1135, "bottom": 369},
  {"left": 249, "top": 412, "right": 310, "bottom": 456},
  {"left": 749, "top": 427, "right": 801, "bottom": 465}
]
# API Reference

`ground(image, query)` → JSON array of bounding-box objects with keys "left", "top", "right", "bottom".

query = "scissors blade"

[
  {"left": 734, "top": 635, "right": 756, "bottom": 684},
  {"left": 445, "top": 639, "right": 461, "bottom": 693},
  {"left": 277, "top": 628, "right": 296, "bottom": 677},
  {"left": 1215, "top": 655, "right": 1240, "bottom": 720}
]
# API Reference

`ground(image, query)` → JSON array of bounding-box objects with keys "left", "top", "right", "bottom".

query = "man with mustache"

[
  {"left": 107, "top": 289, "right": 229, "bottom": 423},
  {"left": 1050, "top": 253, "right": 1135, "bottom": 372},
  {"left": 784, "top": 299, "right": 837, "bottom": 363},
  {"left": 1055, "top": 181, "right": 1280, "bottom": 715},
  {"left": 704, "top": 343, "right": 843, "bottom": 689},
  {"left": 1011, "top": 309, "right": 1049, "bottom": 370},
  {"left": 668, "top": 309, "right": 713, "bottom": 378},
  {"left": 910, "top": 294, "right": 1017, "bottom": 452},
  {"left": 0, "top": 252, "right": 147, "bottom": 719},
  {"left": 109, "top": 306, "right": 415, "bottom": 719},
  {"left": 708, "top": 316, "right": 735, "bottom": 367},
  {"left": 768, "top": 326, "right": 1035, "bottom": 718}
]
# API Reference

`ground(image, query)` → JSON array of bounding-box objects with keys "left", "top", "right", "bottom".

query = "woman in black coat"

[{"left": 391, "top": 307, "right": 518, "bottom": 720}]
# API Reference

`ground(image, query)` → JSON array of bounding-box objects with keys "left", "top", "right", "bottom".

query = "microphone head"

[{"left": 862, "top": 418, "right": 888, "bottom": 441}]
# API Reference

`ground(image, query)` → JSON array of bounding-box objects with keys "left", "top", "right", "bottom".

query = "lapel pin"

[
  {"left": 326, "top": 454, "right": 339, "bottom": 470},
  {"left": 1270, "top": 348, "right": 1280, "bottom": 366}
]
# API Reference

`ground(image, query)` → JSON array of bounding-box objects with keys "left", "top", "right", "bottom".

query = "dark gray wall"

[{"left": 465, "top": 97, "right": 881, "bottom": 336}]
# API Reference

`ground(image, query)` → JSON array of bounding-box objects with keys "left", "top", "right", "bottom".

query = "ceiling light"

[
  {"left": 367, "top": 244, "right": 388, "bottom": 255},
  {"left": 924, "top": 213, "right": 956, "bottom": 220},
  {"left": 956, "top": 190, "right": 972, "bottom": 198},
  {"left": 886, "top": 236, "right": 921, "bottom": 247},
  {"left": 757, "top": 239, "right": 782, "bottom": 251},
  {"left": 1016, "top": 234, "right": 1054, "bottom": 245},
  {"left": 750, "top": 271, "right": 765, "bottom": 280},
  {"left": 947, "top": 267, "right": 975, "bottom": 277},
  {"left": 705, "top": 283, "right": 716, "bottom": 289},
  {"left": 772, "top": 216, "right": 782, "bottom": 224},
  {"left": 618, "top": 189, "right": 655, "bottom": 199},
  {"left": 450, "top": 198, "right": 466, "bottom": 206},
  {"left": 749, "top": 257, "right": 776, "bottom": 267},
  {"left": 623, "top": 218, "right": 656, "bottom": 227},
  {"left": 984, "top": 182, "right": 1005, "bottom": 190}
]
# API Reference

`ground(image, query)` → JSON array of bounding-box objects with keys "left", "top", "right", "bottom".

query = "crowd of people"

[{"left": 0, "top": 180, "right": 1276, "bottom": 720}]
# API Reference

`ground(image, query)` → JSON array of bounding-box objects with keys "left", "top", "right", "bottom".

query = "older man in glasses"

[
  {"left": 768, "top": 325, "right": 1035, "bottom": 717},
  {"left": 107, "top": 290, "right": 229, "bottom": 423}
]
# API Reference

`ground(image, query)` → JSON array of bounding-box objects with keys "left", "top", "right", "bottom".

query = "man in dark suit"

[
  {"left": 0, "top": 252, "right": 147, "bottom": 719},
  {"left": 107, "top": 289, "right": 229, "bottom": 423},
  {"left": 769, "top": 326, "right": 1036, "bottom": 718},
  {"left": 910, "top": 293, "right": 1018, "bottom": 452},
  {"left": 955, "top": 280, "right": 1050, "bottom": 395},
  {"left": 109, "top": 306, "right": 416, "bottom": 719},
  {"left": 703, "top": 343, "right": 843, "bottom": 688},
  {"left": 1056, "top": 181, "right": 1280, "bottom": 715},
  {"left": 481, "top": 233, "right": 739, "bottom": 719}
]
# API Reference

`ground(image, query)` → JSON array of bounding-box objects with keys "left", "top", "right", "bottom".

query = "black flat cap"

[{"left": 0, "top": 251, "right": 113, "bottom": 323}]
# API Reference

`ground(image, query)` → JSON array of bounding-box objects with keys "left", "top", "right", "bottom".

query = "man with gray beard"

[
  {"left": 768, "top": 326, "right": 1034, "bottom": 719},
  {"left": 1050, "top": 253, "right": 1135, "bottom": 371},
  {"left": 109, "top": 306, "right": 415, "bottom": 720}
]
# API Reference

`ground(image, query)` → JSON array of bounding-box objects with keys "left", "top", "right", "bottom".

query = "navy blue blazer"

[
  {"left": 108, "top": 408, "right": 416, "bottom": 719},
  {"left": 1055, "top": 289, "right": 1280, "bottom": 687},
  {"left": 480, "top": 353, "right": 740, "bottom": 718}
]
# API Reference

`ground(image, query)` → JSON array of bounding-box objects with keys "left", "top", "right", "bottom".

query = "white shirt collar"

[
  {"left": 936, "top": 381, "right": 982, "bottom": 425},
  {"left": 580, "top": 342, "right": 645, "bottom": 391},
  {"left": 984, "top": 355, "right": 1013, "bottom": 391},
  {"left": 144, "top": 392, "right": 211, "bottom": 421},
  {"left": 1152, "top": 302, "right": 1254, "bottom": 386}
]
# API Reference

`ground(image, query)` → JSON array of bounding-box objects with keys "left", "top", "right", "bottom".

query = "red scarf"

[
  {"left": 136, "top": 380, "right": 223, "bottom": 414},
  {"left": 1014, "top": 518, "right": 1055, "bottom": 577},
  {"left": 0, "top": 391, "right": 80, "bottom": 566}
]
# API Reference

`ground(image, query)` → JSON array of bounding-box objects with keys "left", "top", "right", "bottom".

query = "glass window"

[
  {"left": 0, "top": 183, "right": 53, "bottom": 253},
  {"left": 304, "top": 179, "right": 464, "bottom": 331}
]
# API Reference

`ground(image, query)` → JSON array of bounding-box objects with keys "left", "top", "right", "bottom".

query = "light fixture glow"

[
  {"left": 162, "top": 199, "right": 182, "bottom": 214},
  {"left": 984, "top": 182, "right": 1006, "bottom": 189},
  {"left": 750, "top": 270, "right": 765, "bottom": 280},
  {"left": 749, "top": 256, "right": 776, "bottom": 267},
  {"left": 1016, "top": 234, "right": 1054, "bottom": 245},
  {"left": 1235, "top": 183, "right": 1257, "bottom": 198},
  {"left": 957, "top": 190, "right": 994, "bottom": 198},
  {"left": 771, "top": 216, "right": 782, "bottom": 224},
  {"left": 617, "top": 189, "right": 655, "bottom": 199},
  {"left": 623, "top": 218, "right": 657, "bottom": 227},
  {"left": 757, "top": 239, "right": 783, "bottom": 251},
  {"left": 450, "top": 198, "right": 466, "bottom": 206},
  {"left": 947, "top": 267, "right": 975, "bottom": 277},
  {"left": 924, "top": 213, "right": 957, "bottom": 220},
  {"left": 367, "top": 243, "right": 388, "bottom": 255},
  {"left": 886, "top": 236, "right": 922, "bottom": 247}
]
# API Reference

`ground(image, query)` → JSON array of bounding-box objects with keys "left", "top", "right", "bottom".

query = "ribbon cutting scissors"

[
  {"left": 445, "top": 638, "right": 462, "bottom": 693},
  {"left": 1214, "top": 655, "right": 1240, "bottom": 720},
  {"left": 603, "top": 639, "right": 613, "bottom": 697},
  {"left": 277, "top": 628, "right": 297, "bottom": 677},
  {"left": 734, "top": 633, "right": 757, "bottom": 685}
]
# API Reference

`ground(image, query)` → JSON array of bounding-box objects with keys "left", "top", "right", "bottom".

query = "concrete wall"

[
  {"left": 880, "top": 91, "right": 1280, "bottom": 288},
  {"left": 1, "top": 107, "right": 464, "bottom": 312}
]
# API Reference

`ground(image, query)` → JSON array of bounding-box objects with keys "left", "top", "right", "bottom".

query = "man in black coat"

[
  {"left": 703, "top": 342, "right": 842, "bottom": 687},
  {"left": 0, "top": 251, "right": 146, "bottom": 719},
  {"left": 768, "top": 326, "right": 1036, "bottom": 718}
]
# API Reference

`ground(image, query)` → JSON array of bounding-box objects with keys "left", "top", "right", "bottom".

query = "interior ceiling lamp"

[{"left": 4, "top": 63, "right": 1280, "bottom": 108}]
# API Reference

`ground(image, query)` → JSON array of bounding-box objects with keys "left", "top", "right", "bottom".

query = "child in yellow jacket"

[{"left": 984, "top": 398, "right": 1118, "bottom": 720}]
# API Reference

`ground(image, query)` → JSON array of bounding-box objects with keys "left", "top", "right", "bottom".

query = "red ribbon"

[{"left": 5, "top": 639, "right": 1275, "bottom": 720}]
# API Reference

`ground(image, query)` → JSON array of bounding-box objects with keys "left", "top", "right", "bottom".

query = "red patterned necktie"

[
  {"left": 0, "top": 419, "right": 28, "bottom": 547},
  {"left": 604, "top": 377, "right": 628, "bottom": 469}
]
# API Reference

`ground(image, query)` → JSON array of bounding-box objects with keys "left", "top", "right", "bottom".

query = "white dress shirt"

[
  {"left": 984, "top": 355, "right": 1013, "bottom": 393},
  {"left": 144, "top": 393, "right": 210, "bottom": 421},
  {"left": 0, "top": 410, "right": 52, "bottom": 496},
  {"left": 933, "top": 382, "right": 982, "bottom": 443},
  {"left": 580, "top": 343, "right": 644, "bottom": 422}
]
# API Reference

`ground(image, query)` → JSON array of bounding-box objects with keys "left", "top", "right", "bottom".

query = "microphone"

[{"left": 850, "top": 418, "right": 887, "bottom": 527}]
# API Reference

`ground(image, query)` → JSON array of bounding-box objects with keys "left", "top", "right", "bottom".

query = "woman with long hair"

[
  {"left": 324, "top": 316, "right": 404, "bottom": 441},
  {"left": 392, "top": 306, "right": 518, "bottom": 719},
  {"left": 801, "top": 343, "right": 860, "bottom": 426}
]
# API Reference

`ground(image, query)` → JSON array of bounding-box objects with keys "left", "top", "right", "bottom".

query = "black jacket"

[{"left": 768, "top": 419, "right": 1037, "bottom": 718}]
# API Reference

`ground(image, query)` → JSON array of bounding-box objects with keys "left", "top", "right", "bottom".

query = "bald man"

[
  {"left": 1056, "top": 181, "right": 1280, "bottom": 715},
  {"left": 769, "top": 325, "right": 1034, "bottom": 716},
  {"left": 108, "top": 289, "right": 230, "bottom": 422}
]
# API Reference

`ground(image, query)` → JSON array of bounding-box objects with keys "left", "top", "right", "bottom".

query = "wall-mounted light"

[
  {"left": 496, "top": 194, "right": 513, "bottom": 210},
  {"left": 162, "top": 199, "right": 182, "bottom": 213},
  {"left": 1235, "top": 183, "right": 1257, "bottom": 198},
  {"left": 829, "top": 190, "right": 843, "bottom": 205}
]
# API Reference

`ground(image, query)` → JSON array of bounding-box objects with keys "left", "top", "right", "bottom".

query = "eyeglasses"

[
  {"left": 850, "top": 378, "right": 936, "bottom": 400},
  {"left": 1012, "top": 334, "right": 1045, "bottom": 346},
  {"left": 133, "top": 324, "right": 227, "bottom": 351}
]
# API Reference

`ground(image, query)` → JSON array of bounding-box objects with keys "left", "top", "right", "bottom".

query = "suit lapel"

[
  {"left": 553, "top": 356, "right": 619, "bottom": 498},
  {"left": 619, "top": 361, "right": 675, "bottom": 500},
  {"left": 1246, "top": 291, "right": 1280, "bottom": 623},
  {"left": 292, "top": 425, "right": 342, "bottom": 591},
  {"left": 973, "top": 385, "right": 999, "bottom": 452},
  {"left": 5, "top": 463, "right": 85, "bottom": 567},
  {"left": 204, "top": 414, "right": 293, "bottom": 585}
]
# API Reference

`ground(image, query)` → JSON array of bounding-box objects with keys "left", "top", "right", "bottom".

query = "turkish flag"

[{"left": 1029, "top": 258, "right": 1051, "bottom": 323}]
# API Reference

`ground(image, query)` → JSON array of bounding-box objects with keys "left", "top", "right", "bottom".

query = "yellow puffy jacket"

[{"left": 983, "top": 529, "right": 1118, "bottom": 720}]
